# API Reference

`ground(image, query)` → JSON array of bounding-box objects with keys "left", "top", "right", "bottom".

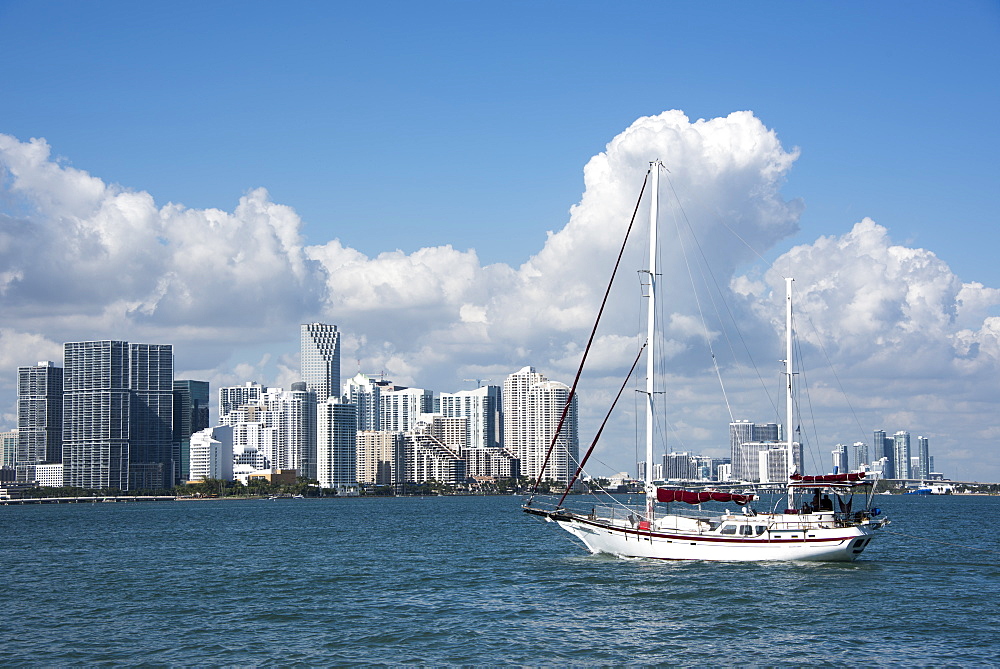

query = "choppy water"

[{"left": 1, "top": 494, "right": 998, "bottom": 665}]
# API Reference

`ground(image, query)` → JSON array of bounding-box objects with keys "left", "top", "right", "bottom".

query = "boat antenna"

[{"left": 527, "top": 168, "right": 651, "bottom": 502}]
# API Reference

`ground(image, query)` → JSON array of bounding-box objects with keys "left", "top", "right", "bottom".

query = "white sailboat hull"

[{"left": 549, "top": 512, "right": 880, "bottom": 562}]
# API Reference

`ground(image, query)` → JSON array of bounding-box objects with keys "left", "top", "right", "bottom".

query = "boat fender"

[{"left": 872, "top": 508, "right": 881, "bottom": 516}]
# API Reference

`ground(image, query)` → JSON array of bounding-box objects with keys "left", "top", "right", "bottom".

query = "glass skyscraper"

[
  {"left": 63, "top": 341, "right": 174, "bottom": 491},
  {"left": 16, "top": 361, "right": 63, "bottom": 482},
  {"left": 173, "top": 380, "right": 210, "bottom": 484}
]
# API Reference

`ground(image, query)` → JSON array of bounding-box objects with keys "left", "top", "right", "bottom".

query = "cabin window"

[
  {"left": 740, "top": 525, "right": 754, "bottom": 536},
  {"left": 720, "top": 524, "right": 737, "bottom": 535},
  {"left": 755, "top": 526, "right": 766, "bottom": 535}
]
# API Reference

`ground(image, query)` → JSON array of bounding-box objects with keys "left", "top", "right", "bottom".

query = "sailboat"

[{"left": 523, "top": 161, "right": 889, "bottom": 562}]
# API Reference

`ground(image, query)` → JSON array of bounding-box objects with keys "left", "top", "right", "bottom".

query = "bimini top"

[
  {"left": 789, "top": 472, "right": 866, "bottom": 486},
  {"left": 657, "top": 489, "right": 756, "bottom": 505}
]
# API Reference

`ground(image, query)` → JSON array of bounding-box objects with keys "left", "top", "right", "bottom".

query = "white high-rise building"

[
  {"left": 503, "top": 366, "right": 545, "bottom": 462},
  {"left": 343, "top": 373, "right": 398, "bottom": 430},
  {"left": 663, "top": 452, "right": 698, "bottom": 481},
  {"left": 759, "top": 443, "right": 803, "bottom": 483},
  {"left": 381, "top": 387, "right": 433, "bottom": 433},
  {"left": 416, "top": 414, "right": 468, "bottom": 451},
  {"left": 233, "top": 440, "right": 269, "bottom": 481},
  {"left": 317, "top": 398, "right": 357, "bottom": 493},
  {"left": 220, "top": 386, "right": 315, "bottom": 479},
  {"left": 189, "top": 426, "right": 234, "bottom": 482},
  {"left": 462, "top": 447, "right": 520, "bottom": 479},
  {"left": 852, "top": 441, "right": 869, "bottom": 471},
  {"left": 893, "top": 431, "right": 911, "bottom": 480},
  {"left": 219, "top": 382, "right": 267, "bottom": 419},
  {"left": 832, "top": 443, "right": 849, "bottom": 474},
  {"left": 730, "top": 420, "right": 782, "bottom": 481},
  {"left": 440, "top": 385, "right": 502, "bottom": 449},
  {"left": 403, "top": 433, "right": 465, "bottom": 485},
  {"left": 503, "top": 367, "right": 578, "bottom": 483},
  {"left": 301, "top": 323, "right": 341, "bottom": 402}
]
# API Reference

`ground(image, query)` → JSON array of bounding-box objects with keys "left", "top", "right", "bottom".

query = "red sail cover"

[
  {"left": 790, "top": 473, "right": 866, "bottom": 483},
  {"left": 656, "top": 489, "right": 755, "bottom": 505}
]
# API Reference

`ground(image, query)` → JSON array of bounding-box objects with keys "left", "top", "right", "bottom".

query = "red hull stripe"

[{"left": 570, "top": 516, "right": 857, "bottom": 545}]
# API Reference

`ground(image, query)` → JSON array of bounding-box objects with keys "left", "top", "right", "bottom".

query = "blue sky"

[
  {"left": 0, "top": 0, "right": 1000, "bottom": 480},
  {"left": 3, "top": 1, "right": 997, "bottom": 270}
]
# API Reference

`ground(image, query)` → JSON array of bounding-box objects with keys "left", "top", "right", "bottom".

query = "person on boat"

[
  {"left": 801, "top": 501, "right": 813, "bottom": 514},
  {"left": 820, "top": 494, "right": 833, "bottom": 511}
]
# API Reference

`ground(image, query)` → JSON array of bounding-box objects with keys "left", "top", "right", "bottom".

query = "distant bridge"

[
  {"left": 881, "top": 479, "right": 996, "bottom": 487},
  {"left": 1, "top": 495, "right": 176, "bottom": 505}
]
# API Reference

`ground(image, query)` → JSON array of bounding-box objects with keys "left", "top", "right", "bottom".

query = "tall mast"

[
  {"left": 785, "top": 277, "right": 795, "bottom": 509},
  {"left": 645, "top": 161, "right": 661, "bottom": 519}
]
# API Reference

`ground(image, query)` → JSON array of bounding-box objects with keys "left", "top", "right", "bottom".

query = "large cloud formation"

[{"left": 1, "top": 111, "right": 997, "bottom": 480}]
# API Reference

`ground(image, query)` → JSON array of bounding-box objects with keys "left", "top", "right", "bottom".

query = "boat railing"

[
  {"left": 591, "top": 504, "right": 644, "bottom": 525},
  {"left": 768, "top": 510, "right": 872, "bottom": 530}
]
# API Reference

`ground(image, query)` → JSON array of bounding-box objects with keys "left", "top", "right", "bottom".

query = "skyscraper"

[
  {"left": 317, "top": 397, "right": 357, "bottom": 493},
  {"left": 503, "top": 366, "right": 545, "bottom": 467},
  {"left": 1, "top": 430, "right": 17, "bottom": 470},
  {"left": 300, "top": 323, "right": 340, "bottom": 402},
  {"left": 16, "top": 361, "right": 63, "bottom": 482},
  {"left": 730, "top": 420, "right": 781, "bottom": 481},
  {"left": 356, "top": 430, "right": 404, "bottom": 486},
  {"left": 219, "top": 381, "right": 266, "bottom": 419},
  {"left": 220, "top": 385, "right": 316, "bottom": 479},
  {"left": 503, "top": 367, "right": 578, "bottom": 483},
  {"left": 873, "top": 429, "right": 894, "bottom": 478},
  {"left": 893, "top": 431, "right": 911, "bottom": 480},
  {"left": 343, "top": 373, "right": 398, "bottom": 430},
  {"left": 917, "top": 436, "right": 930, "bottom": 479},
  {"left": 852, "top": 441, "right": 868, "bottom": 470},
  {"left": 380, "top": 387, "right": 434, "bottom": 433},
  {"left": 63, "top": 341, "right": 174, "bottom": 490},
  {"left": 832, "top": 443, "right": 849, "bottom": 474},
  {"left": 440, "top": 385, "right": 502, "bottom": 449},
  {"left": 173, "top": 380, "right": 210, "bottom": 484}
]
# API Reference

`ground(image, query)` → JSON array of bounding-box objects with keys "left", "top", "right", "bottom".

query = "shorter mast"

[{"left": 785, "top": 277, "right": 795, "bottom": 510}]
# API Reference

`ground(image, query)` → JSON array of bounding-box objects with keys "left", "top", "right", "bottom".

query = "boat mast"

[
  {"left": 645, "top": 161, "right": 661, "bottom": 520},
  {"left": 785, "top": 277, "right": 795, "bottom": 509}
]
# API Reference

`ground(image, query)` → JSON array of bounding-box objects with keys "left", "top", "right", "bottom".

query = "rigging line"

[
  {"left": 801, "top": 312, "right": 869, "bottom": 445},
  {"left": 793, "top": 335, "right": 823, "bottom": 475},
  {"left": 558, "top": 343, "right": 647, "bottom": 506},
  {"left": 662, "top": 175, "right": 780, "bottom": 420},
  {"left": 528, "top": 169, "right": 651, "bottom": 501},
  {"left": 667, "top": 180, "right": 734, "bottom": 421},
  {"left": 663, "top": 174, "right": 773, "bottom": 268}
]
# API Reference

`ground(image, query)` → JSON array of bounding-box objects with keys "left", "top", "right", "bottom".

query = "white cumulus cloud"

[{"left": 2, "top": 110, "right": 997, "bottom": 481}]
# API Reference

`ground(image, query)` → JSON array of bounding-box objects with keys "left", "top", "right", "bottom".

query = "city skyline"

[
  {"left": 1, "top": 4, "right": 998, "bottom": 481},
  {"left": 1, "top": 321, "right": 973, "bottom": 485}
]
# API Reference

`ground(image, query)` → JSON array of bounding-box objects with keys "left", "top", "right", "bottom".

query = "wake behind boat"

[{"left": 523, "top": 162, "right": 889, "bottom": 562}]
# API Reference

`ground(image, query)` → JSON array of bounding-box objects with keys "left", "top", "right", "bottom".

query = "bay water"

[{"left": 2, "top": 494, "right": 998, "bottom": 665}]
